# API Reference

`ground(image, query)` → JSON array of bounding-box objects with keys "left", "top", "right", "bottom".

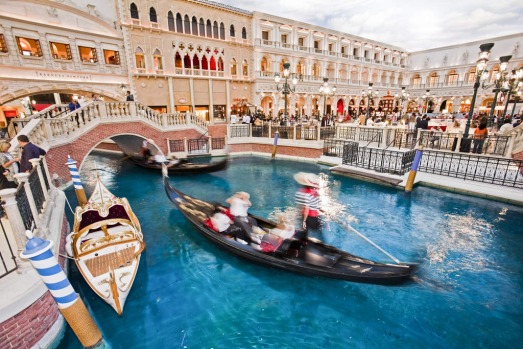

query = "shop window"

[
  {"left": 104, "top": 49, "right": 120, "bottom": 65},
  {"left": 50, "top": 42, "right": 72, "bottom": 60},
  {"left": 135, "top": 47, "right": 145, "bottom": 69},
  {"left": 130, "top": 3, "right": 139, "bottom": 19},
  {"left": 0, "top": 34, "right": 7, "bottom": 53},
  {"left": 230, "top": 25, "right": 235, "bottom": 37},
  {"left": 79, "top": 46, "right": 98, "bottom": 63},
  {"left": 16, "top": 36, "right": 43, "bottom": 57},
  {"left": 153, "top": 49, "right": 163, "bottom": 70}
]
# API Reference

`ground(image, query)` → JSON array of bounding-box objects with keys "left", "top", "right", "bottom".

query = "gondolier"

[{"left": 294, "top": 172, "right": 323, "bottom": 241}]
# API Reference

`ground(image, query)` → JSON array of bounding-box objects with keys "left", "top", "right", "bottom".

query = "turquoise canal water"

[{"left": 57, "top": 152, "right": 523, "bottom": 349}]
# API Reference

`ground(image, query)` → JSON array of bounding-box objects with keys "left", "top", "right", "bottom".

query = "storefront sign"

[{"left": 178, "top": 98, "right": 187, "bottom": 104}]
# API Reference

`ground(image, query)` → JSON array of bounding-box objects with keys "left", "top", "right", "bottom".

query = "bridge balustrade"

[{"left": 0, "top": 156, "right": 53, "bottom": 279}]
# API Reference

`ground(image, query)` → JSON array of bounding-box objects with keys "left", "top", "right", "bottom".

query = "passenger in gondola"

[
  {"left": 294, "top": 172, "right": 323, "bottom": 242},
  {"left": 226, "top": 191, "right": 259, "bottom": 244},
  {"left": 141, "top": 139, "right": 152, "bottom": 162},
  {"left": 204, "top": 207, "right": 254, "bottom": 245}
]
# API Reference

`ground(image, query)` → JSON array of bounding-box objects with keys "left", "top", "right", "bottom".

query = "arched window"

[
  {"left": 242, "top": 59, "right": 248, "bottom": 76},
  {"left": 192, "top": 16, "right": 198, "bottom": 35},
  {"left": 184, "top": 15, "right": 190, "bottom": 34},
  {"left": 193, "top": 55, "right": 200, "bottom": 70},
  {"left": 230, "top": 25, "right": 235, "bottom": 37},
  {"left": 201, "top": 56, "right": 209, "bottom": 70},
  {"left": 174, "top": 52, "right": 182, "bottom": 68},
  {"left": 153, "top": 48, "right": 162, "bottom": 70},
  {"left": 199, "top": 18, "right": 205, "bottom": 37},
  {"left": 260, "top": 57, "right": 268, "bottom": 72},
  {"left": 149, "top": 7, "right": 157, "bottom": 22},
  {"left": 219, "top": 22, "right": 225, "bottom": 40},
  {"left": 213, "top": 21, "right": 219, "bottom": 39},
  {"left": 135, "top": 47, "right": 145, "bottom": 69},
  {"left": 167, "top": 11, "right": 175, "bottom": 31},
  {"left": 130, "top": 3, "right": 139, "bottom": 19},
  {"left": 218, "top": 57, "right": 224, "bottom": 71},
  {"left": 183, "top": 54, "right": 191, "bottom": 68},
  {"left": 210, "top": 56, "right": 217, "bottom": 71},
  {"left": 230, "top": 58, "right": 237, "bottom": 75},
  {"left": 176, "top": 13, "right": 183, "bottom": 33},
  {"left": 241, "top": 27, "right": 247, "bottom": 39},
  {"left": 206, "top": 20, "right": 212, "bottom": 38}
]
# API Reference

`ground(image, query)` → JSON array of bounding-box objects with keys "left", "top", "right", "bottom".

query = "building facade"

[{"left": 0, "top": 0, "right": 522, "bottom": 127}]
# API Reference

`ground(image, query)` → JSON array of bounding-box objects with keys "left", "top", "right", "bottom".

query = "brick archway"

[{"left": 45, "top": 121, "right": 202, "bottom": 183}]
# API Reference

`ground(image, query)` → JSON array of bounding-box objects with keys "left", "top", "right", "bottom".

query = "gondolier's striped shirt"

[{"left": 295, "top": 188, "right": 321, "bottom": 217}]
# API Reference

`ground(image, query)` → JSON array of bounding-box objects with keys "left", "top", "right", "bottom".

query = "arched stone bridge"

[{"left": 9, "top": 101, "right": 227, "bottom": 183}]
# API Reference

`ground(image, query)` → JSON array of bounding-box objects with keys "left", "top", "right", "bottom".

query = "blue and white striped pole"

[
  {"left": 66, "top": 155, "right": 87, "bottom": 207},
  {"left": 20, "top": 231, "right": 103, "bottom": 348}
]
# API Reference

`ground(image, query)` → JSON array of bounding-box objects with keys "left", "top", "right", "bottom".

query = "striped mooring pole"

[
  {"left": 66, "top": 155, "right": 87, "bottom": 207},
  {"left": 271, "top": 131, "right": 279, "bottom": 159},
  {"left": 20, "top": 231, "right": 104, "bottom": 348},
  {"left": 405, "top": 147, "right": 424, "bottom": 192}
]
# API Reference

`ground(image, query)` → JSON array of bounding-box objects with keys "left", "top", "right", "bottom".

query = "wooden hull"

[
  {"left": 162, "top": 173, "right": 416, "bottom": 285},
  {"left": 130, "top": 157, "right": 228, "bottom": 175},
  {"left": 69, "top": 179, "right": 145, "bottom": 315}
]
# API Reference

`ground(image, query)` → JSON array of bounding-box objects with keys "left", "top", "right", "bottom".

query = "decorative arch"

[
  {"left": 201, "top": 56, "right": 209, "bottom": 70},
  {"left": 210, "top": 56, "right": 217, "bottom": 70},
  {"left": 192, "top": 55, "right": 200, "bottom": 70},
  {"left": 174, "top": 52, "right": 182, "bottom": 68},
  {"left": 149, "top": 7, "right": 157, "bottom": 22},
  {"left": 230, "top": 58, "right": 237, "bottom": 75},
  {"left": 260, "top": 56, "right": 269, "bottom": 72},
  {"left": 241, "top": 27, "right": 247, "bottom": 39},
  {"left": 199, "top": 18, "right": 205, "bottom": 36},
  {"left": 230, "top": 24, "right": 235, "bottom": 37},
  {"left": 206, "top": 20, "right": 212, "bottom": 38},
  {"left": 167, "top": 11, "right": 175, "bottom": 31},
  {"left": 213, "top": 21, "right": 219, "bottom": 39},
  {"left": 218, "top": 57, "right": 224, "bottom": 71},
  {"left": 152, "top": 48, "right": 162, "bottom": 70},
  {"left": 192, "top": 16, "right": 198, "bottom": 35},
  {"left": 183, "top": 54, "right": 191, "bottom": 68},
  {"left": 176, "top": 13, "right": 183, "bottom": 33},
  {"left": 130, "top": 3, "right": 139, "bottom": 19},
  {"left": 242, "top": 59, "right": 248, "bottom": 76},
  {"left": 219, "top": 22, "right": 225, "bottom": 40},
  {"left": 135, "top": 47, "right": 145, "bottom": 69},
  {"left": 184, "top": 15, "right": 190, "bottom": 34}
]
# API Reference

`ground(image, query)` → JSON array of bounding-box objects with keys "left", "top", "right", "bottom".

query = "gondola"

[
  {"left": 129, "top": 156, "right": 228, "bottom": 175},
  {"left": 162, "top": 168, "right": 416, "bottom": 285},
  {"left": 66, "top": 176, "right": 145, "bottom": 315}
]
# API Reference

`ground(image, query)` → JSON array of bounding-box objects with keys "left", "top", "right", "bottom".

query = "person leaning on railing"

[
  {"left": 472, "top": 122, "right": 488, "bottom": 154},
  {"left": 13, "top": 134, "right": 46, "bottom": 173}
]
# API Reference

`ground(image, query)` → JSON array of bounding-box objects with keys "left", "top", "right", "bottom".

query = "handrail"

[{"left": 363, "top": 132, "right": 381, "bottom": 148}]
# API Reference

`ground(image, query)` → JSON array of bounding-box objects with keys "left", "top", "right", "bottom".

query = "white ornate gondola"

[{"left": 66, "top": 177, "right": 145, "bottom": 315}]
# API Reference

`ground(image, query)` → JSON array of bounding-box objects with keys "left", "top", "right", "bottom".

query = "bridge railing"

[{"left": 0, "top": 156, "right": 54, "bottom": 278}]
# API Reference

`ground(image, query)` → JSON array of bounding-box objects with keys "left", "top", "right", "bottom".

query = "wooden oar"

[{"left": 339, "top": 220, "right": 402, "bottom": 264}]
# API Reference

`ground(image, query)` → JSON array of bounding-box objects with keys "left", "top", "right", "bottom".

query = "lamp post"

[
  {"left": 463, "top": 43, "right": 494, "bottom": 139},
  {"left": 275, "top": 62, "right": 298, "bottom": 123},
  {"left": 394, "top": 86, "right": 409, "bottom": 120},
  {"left": 319, "top": 77, "right": 336, "bottom": 119},
  {"left": 482, "top": 55, "right": 512, "bottom": 128},
  {"left": 501, "top": 67, "right": 523, "bottom": 123},
  {"left": 362, "top": 82, "right": 378, "bottom": 123},
  {"left": 422, "top": 89, "right": 434, "bottom": 113}
]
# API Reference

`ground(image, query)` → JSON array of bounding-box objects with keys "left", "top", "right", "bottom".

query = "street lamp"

[
  {"left": 319, "top": 77, "right": 336, "bottom": 119},
  {"left": 394, "top": 86, "right": 410, "bottom": 120},
  {"left": 362, "top": 82, "right": 379, "bottom": 123},
  {"left": 274, "top": 62, "right": 298, "bottom": 122},
  {"left": 463, "top": 43, "right": 494, "bottom": 139},
  {"left": 501, "top": 67, "right": 523, "bottom": 123},
  {"left": 481, "top": 55, "right": 511, "bottom": 128},
  {"left": 422, "top": 89, "right": 434, "bottom": 113}
]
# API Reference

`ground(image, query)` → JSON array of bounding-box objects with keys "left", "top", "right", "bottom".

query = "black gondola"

[
  {"left": 130, "top": 156, "right": 228, "bottom": 175},
  {"left": 162, "top": 169, "right": 417, "bottom": 285}
]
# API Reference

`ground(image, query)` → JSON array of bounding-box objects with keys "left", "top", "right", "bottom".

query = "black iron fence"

[
  {"left": 320, "top": 127, "right": 336, "bottom": 140},
  {"left": 252, "top": 125, "right": 269, "bottom": 137},
  {"left": 417, "top": 131, "right": 509, "bottom": 156},
  {"left": 29, "top": 170, "right": 45, "bottom": 213},
  {"left": 337, "top": 126, "right": 357, "bottom": 141},
  {"left": 15, "top": 185, "right": 33, "bottom": 231},
  {"left": 418, "top": 150, "right": 523, "bottom": 188},
  {"left": 188, "top": 138, "right": 209, "bottom": 154},
  {"left": 211, "top": 137, "right": 226, "bottom": 150},
  {"left": 323, "top": 139, "right": 354, "bottom": 157},
  {"left": 339, "top": 141, "right": 415, "bottom": 175},
  {"left": 359, "top": 128, "right": 383, "bottom": 145},
  {"left": 169, "top": 139, "right": 185, "bottom": 152},
  {"left": 0, "top": 210, "right": 17, "bottom": 279}
]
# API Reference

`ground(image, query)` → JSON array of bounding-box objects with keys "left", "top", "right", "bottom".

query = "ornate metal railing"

[
  {"left": 320, "top": 127, "right": 336, "bottom": 140},
  {"left": 230, "top": 124, "right": 250, "bottom": 138},
  {"left": 418, "top": 150, "right": 523, "bottom": 188},
  {"left": 417, "top": 131, "right": 509, "bottom": 156},
  {"left": 296, "top": 126, "right": 318, "bottom": 140},
  {"left": 39, "top": 160, "right": 50, "bottom": 191},
  {"left": 14, "top": 186, "right": 33, "bottom": 231},
  {"left": 211, "top": 137, "right": 225, "bottom": 150},
  {"left": 323, "top": 139, "right": 353, "bottom": 157},
  {"left": 342, "top": 143, "right": 415, "bottom": 175},
  {"left": 169, "top": 139, "right": 185, "bottom": 152},
  {"left": 28, "top": 170, "right": 45, "bottom": 213},
  {"left": 252, "top": 125, "right": 270, "bottom": 138},
  {"left": 271, "top": 126, "right": 294, "bottom": 139},
  {"left": 188, "top": 138, "right": 209, "bottom": 154}
]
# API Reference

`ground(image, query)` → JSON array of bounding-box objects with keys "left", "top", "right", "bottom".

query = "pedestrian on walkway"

[{"left": 14, "top": 135, "right": 46, "bottom": 173}]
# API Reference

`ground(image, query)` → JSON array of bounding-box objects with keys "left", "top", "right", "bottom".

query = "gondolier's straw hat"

[{"left": 293, "top": 172, "right": 320, "bottom": 188}]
